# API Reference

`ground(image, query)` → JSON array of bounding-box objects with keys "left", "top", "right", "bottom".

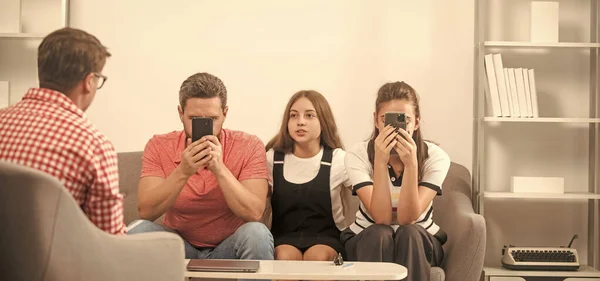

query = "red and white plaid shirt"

[{"left": 0, "top": 88, "right": 126, "bottom": 235}]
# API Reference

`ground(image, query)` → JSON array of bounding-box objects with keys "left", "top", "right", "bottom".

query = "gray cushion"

[{"left": 117, "top": 151, "right": 144, "bottom": 224}]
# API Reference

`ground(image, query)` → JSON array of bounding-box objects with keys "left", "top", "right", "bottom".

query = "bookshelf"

[
  {"left": 474, "top": 0, "right": 600, "bottom": 279},
  {"left": 0, "top": 0, "right": 69, "bottom": 108}
]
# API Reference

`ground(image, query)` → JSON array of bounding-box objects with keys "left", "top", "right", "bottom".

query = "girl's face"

[
  {"left": 288, "top": 97, "right": 322, "bottom": 145},
  {"left": 374, "top": 99, "right": 419, "bottom": 137}
]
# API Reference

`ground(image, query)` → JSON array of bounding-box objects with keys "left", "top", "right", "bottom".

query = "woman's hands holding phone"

[
  {"left": 375, "top": 125, "right": 418, "bottom": 167},
  {"left": 374, "top": 125, "right": 398, "bottom": 165},
  {"left": 394, "top": 128, "right": 418, "bottom": 167}
]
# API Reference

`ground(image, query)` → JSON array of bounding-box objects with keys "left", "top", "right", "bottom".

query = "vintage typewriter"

[{"left": 501, "top": 235, "right": 580, "bottom": 271}]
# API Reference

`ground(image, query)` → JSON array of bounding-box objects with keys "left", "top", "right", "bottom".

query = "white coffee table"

[{"left": 184, "top": 259, "right": 407, "bottom": 280}]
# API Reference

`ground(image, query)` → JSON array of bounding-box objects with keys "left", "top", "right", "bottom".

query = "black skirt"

[{"left": 275, "top": 233, "right": 345, "bottom": 257}]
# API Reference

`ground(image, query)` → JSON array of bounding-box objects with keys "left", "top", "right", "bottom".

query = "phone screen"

[{"left": 192, "top": 117, "right": 213, "bottom": 142}]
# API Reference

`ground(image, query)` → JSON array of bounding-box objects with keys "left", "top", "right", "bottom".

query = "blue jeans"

[{"left": 127, "top": 220, "right": 274, "bottom": 261}]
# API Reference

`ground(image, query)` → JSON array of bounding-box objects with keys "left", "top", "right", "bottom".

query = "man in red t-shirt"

[{"left": 127, "top": 72, "right": 273, "bottom": 263}]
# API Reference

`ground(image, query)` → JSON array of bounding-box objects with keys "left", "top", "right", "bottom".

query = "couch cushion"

[{"left": 117, "top": 151, "right": 144, "bottom": 224}]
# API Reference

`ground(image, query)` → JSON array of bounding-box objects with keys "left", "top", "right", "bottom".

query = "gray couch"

[
  {"left": 0, "top": 161, "right": 184, "bottom": 281},
  {"left": 117, "top": 152, "right": 486, "bottom": 281}
]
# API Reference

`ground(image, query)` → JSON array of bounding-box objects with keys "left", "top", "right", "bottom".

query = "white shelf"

[
  {"left": 484, "top": 41, "right": 600, "bottom": 48},
  {"left": 483, "top": 192, "right": 600, "bottom": 200},
  {"left": 483, "top": 117, "right": 600, "bottom": 123},
  {"left": 0, "top": 33, "right": 46, "bottom": 39},
  {"left": 485, "top": 265, "right": 600, "bottom": 277}
]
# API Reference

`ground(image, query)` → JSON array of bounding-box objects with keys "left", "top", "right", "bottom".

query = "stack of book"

[{"left": 484, "top": 53, "right": 539, "bottom": 118}]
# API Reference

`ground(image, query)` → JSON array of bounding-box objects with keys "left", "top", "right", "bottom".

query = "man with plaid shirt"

[{"left": 0, "top": 28, "right": 126, "bottom": 234}]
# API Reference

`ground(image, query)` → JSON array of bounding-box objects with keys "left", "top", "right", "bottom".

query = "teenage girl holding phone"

[{"left": 342, "top": 81, "right": 450, "bottom": 281}]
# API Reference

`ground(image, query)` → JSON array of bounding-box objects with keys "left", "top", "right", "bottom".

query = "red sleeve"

[
  {"left": 238, "top": 136, "right": 268, "bottom": 182},
  {"left": 85, "top": 139, "right": 126, "bottom": 235},
  {"left": 141, "top": 137, "right": 166, "bottom": 178}
]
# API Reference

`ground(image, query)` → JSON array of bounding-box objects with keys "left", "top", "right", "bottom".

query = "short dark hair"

[
  {"left": 179, "top": 72, "right": 227, "bottom": 111},
  {"left": 37, "top": 27, "right": 111, "bottom": 93}
]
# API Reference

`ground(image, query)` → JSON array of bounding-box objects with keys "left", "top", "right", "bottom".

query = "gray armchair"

[
  {"left": 0, "top": 161, "right": 185, "bottom": 281},
  {"left": 433, "top": 162, "right": 486, "bottom": 281}
]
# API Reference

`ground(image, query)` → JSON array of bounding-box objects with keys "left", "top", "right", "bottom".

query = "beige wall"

[
  {"left": 4, "top": 0, "right": 596, "bottom": 268},
  {"left": 0, "top": 0, "right": 475, "bottom": 169},
  {"left": 65, "top": 0, "right": 474, "bottom": 171}
]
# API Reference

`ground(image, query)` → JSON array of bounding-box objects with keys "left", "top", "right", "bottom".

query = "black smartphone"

[
  {"left": 384, "top": 112, "right": 407, "bottom": 131},
  {"left": 384, "top": 112, "right": 407, "bottom": 154},
  {"left": 192, "top": 117, "right": 213, "bottom": 143}
]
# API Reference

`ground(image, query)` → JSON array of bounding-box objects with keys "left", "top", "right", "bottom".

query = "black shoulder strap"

[
  {"left": 272, "top": 151, "right": 285, "bottom": 190},
  {"left": 321, "top": 147, "right": 333, "bottom": 166},
  {"left": 274, "top": 151, "right": 285, "bottom": 163}
]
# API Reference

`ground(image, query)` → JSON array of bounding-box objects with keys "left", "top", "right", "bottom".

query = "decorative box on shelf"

[{"left": 511, "top": 176, "right": 564, "bottom": 194}]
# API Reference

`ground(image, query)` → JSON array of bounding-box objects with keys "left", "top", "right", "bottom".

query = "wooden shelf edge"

[
  {"left": 0, "top": 33, "right": 46, "bottom": 38},
  {"left": 483, "top": 192, "right": 600, "bottom": 200},
  {"left": 484, "top": 41, "right": 600, "bottom": 48},
  {"left": 482, "top": 117, "right": 600, "bottom": 123},
  {"left": 484, "top": 265, "right": 600, "bottom": 277}
]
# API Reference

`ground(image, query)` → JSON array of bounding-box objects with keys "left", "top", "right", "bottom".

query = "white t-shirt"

[
  {"left": 344, "top": 141, "right": 451, "bottom": 235},
  {"left": 267, "top": 147, "right": 354, "bottom": 231}
]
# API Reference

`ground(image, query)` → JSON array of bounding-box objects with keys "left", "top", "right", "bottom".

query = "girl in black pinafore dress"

[{"left": 265, "top": 90, "right": 353, "bottom": 262}]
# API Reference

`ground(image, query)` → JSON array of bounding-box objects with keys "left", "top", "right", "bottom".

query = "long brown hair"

[
  {"left": 367, "top": 81, "right": 429, "bottom": 180},
  {"left": 266, "top": 90, "right": 343, "bottom": 153}
]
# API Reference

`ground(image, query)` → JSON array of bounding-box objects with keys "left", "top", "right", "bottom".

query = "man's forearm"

[
  {"left": 213, "top": 168, "right": 265, "bottom": 222},
  {"left": 138, "top": 166, "right": 190, "bottom": 221}
]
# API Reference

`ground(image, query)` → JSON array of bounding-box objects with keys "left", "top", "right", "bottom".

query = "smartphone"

[
  {"left": 384, "top": 112, "right": 407, "bottom": 131},
  {"left": 384, "top": 112, "right": 407, "bottom": 155},
  {"left": 192, "top": 117, "right": 213, "bottom": 143}
]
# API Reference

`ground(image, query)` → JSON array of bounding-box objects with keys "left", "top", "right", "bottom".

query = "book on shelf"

[
  {"left": 484, "top": 53, "right": 540, "bottom": 118},
  {"left": 507, "top": 68, "right": 522, "bottom": 117},
  {"left": 484, "top": 54, "right": 502, "bottom": 117},
  {"left": 523, "top": 70, "right": 534, "bottom": 118},
  {"left": 514, "top": 68, "right": 532, "bottom": 117},
  {"left": 528, "top": 69, "right": 540, "bottom": 117},
  {"left": 503, "top": 68, "right": 515, "bottom": 116},
  {"left": 492, "top": 54, "right": 510, "bottom": 116}
]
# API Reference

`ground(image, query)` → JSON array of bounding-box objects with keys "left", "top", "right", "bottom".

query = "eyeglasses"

[{"left": 92, "top": 73, "right": 108, "bottom": 89}]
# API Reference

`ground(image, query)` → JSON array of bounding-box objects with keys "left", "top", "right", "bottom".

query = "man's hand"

[
  {"left": 203, "top": 135, "right": 226, "bottom": 175},
  {"left": 179, "top": 138, "right": 212, "bottom": 177}
]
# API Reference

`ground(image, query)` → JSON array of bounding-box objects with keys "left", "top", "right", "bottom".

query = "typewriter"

[{"left": 500, "top": 235, "right": 580, "bottom": 271}]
